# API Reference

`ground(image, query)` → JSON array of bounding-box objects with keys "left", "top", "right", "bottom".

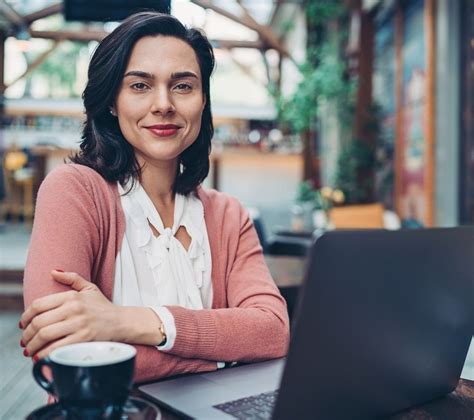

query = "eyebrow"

[
  {"left": 171, "top": 71, "right": 199, "bottom": 80},
  {"left": 123, "top": 70, "right": 199, "bottom": 80},
  {"left": 123, "top": 70, "right": 153, "bottom": 79}
]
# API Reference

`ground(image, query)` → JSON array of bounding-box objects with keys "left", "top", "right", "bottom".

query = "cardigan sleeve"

[
  {"left": 163, "top": 202, "right": 290, "bottom": 362},
  {"left": 23, "top": 165, "right": 101, "bottom": 305},
  {"left": 133, "top": 345, "right": 217, "bottom": 383},
  {"left": 23, "top": 165, "right": 218, "bottom": 384}
]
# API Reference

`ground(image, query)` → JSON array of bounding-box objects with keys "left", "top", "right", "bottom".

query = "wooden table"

[
  {"left": 264, "top": 255, "right": 306, "bottom": 319},
  {"left": 264, "top": 255, "right": 306, "bottom": 288},
  {"left": 148, "top": 378, "right": 474, "bottom": 419},
  {"left": 389, "top": 379, "right": 474, "bottom": 419}
]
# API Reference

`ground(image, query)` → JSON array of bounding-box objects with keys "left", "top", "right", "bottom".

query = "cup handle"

[{"left": 32, "top": 357, "right": 54, "bottom": 394}]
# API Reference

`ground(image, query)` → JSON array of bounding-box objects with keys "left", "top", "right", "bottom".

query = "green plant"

[
  {"left": 273, "top": 0, "right": 351, "bottom": 133},
  {"left": 273, "top": 0, "right": 382, "bottom": 204},
  {"left": 296, "top": 181, "right": 345, "bottom": 211},
  {"left": 27, "top": 41, "right": 85, "bottom": 97},
  {"left": 276, "top": 44, "right": 354, "bottom": 133},
  {"left": 295, "top": 180, "right": 318, "bottom": 203},
  {"left": 334, "top": 140, "right": 375, "bottom": 204}
]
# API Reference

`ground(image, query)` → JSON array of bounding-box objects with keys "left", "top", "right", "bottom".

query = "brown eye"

[
  {"left": 174, "top": 83, "right": 192, "bottom": 92},
  {"left": 131, "top": 82, "right": 149, "bottom": 91}
]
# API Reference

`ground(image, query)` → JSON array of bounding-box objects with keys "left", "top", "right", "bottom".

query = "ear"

[{"left": 109, "top": 105, "right": 118, "bottom": 117}]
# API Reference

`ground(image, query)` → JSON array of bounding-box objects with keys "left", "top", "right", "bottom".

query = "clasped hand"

[{"left": 20, "top": 270, "right": 121, "bottom": 360}]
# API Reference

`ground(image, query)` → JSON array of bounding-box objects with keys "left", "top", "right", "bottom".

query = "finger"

[
  {"left": 51, "top": 271, "right": 96, "bottom": 292},
  {"left": 21, "top": 290, "right": 78, "bottom": 330},
  {"left": 34, "top": 332, "right": 90, "bottom": 361},
  {"left": 26, "top": 318, "right": 85, "bottom": 357},
  {"left": 22, "top": 304, "right": 70, "bottom": 346}
]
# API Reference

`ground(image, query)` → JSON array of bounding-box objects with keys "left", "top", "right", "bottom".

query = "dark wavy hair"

[{"left": 71, "top": 12, "right": 215, "bottom": 195}]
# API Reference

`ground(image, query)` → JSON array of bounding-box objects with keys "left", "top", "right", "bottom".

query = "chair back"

[
  {"left": 330, "top": 203, "right": 385, "bottom": 229},
  {"left": 4, "top": 150, "right": 28, "bottom": 172}
]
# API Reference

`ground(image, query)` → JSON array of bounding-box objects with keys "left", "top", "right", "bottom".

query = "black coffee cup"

[{"left": 33, "top": 341, "right": 136, "bottom": 410}]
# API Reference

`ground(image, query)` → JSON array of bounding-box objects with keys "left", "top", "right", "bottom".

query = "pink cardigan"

[{"left": 23, "top": 164, "right": 289, "bottom": 383}]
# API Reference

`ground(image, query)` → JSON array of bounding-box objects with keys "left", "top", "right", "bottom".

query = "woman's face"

[{"left": 114, "top": 35, "right": 206, "bottom": 168}]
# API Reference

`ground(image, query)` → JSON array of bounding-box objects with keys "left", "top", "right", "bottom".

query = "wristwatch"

[{"left": 159, "top": 322, "right": 167, "bottom": 346}]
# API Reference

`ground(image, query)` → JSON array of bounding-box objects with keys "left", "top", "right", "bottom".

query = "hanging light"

[{"left": 15, "top": 25, "right": 32, "bottom": 52}]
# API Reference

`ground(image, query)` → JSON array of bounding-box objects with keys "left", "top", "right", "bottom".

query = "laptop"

[{"left": 139, "top": 228, "right": 474, "bottom": 419}]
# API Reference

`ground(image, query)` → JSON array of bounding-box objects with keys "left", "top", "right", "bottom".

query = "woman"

[{"left": 20, "top": 12, "right": 289, "bottom": 383}]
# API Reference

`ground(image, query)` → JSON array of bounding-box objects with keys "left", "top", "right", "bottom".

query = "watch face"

[{"left": 159, "top": 323, "right": 167, "bottom": 346}]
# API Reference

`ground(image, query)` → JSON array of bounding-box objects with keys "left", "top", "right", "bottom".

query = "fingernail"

[
  {"left": 33, "top": 355, "right": 39, "bottom": 362},
  {"left": 23, "top": 348, "right": 29, "bottom": 357},
  {"left": 20, "top": 339, "right": 25, "bottom": 347},
  {"left": 18, "top": 321, "right": 23, "bottom": 329},
  {"left": 55, "top": 269, "right": 64, "bottom": 272}
]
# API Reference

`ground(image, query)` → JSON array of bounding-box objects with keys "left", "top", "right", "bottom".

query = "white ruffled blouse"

[{"left": 112, "top": 181, "right": 213, "bottom": 350}]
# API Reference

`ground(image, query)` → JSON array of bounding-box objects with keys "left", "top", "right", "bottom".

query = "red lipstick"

[{"left": 146, "top": 124, "right": 181, "bottom": 137}]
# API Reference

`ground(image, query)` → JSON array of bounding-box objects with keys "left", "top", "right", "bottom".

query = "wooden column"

[
  {"left": 460, "top": 0, "right": 474, "bottom": 223},
  {"left": 354, "top": 10, "right": 374, "bottom": 138},
  {"left": 0, "top": 30, "right": 6, "bottom": 204},
  {"left": 301, "top": 0, "right": 321, "bottom": 186},
  {"left": 393, "top": 0, "right": 436, "bottom": 226},
  {"left": 353, "top": 5, "right": 375, "bottom": 202},
  {"left": 424, "top": 0, "right": 436, "bottom": 226},
  {"left": 394, "top": 2, "right": 404, "bottom": 217},
  {"left": 301, "top": 129, "right": 319, "bottom": 185},
  {"left": 211, "top": 155, "right": 221, "bottom": 191},
  {"left": 0, "top": 30, "right": 6, "bottom": 125}
]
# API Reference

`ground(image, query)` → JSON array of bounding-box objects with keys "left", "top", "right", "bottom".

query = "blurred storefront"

[
  {"left": 459, "top": 0, "right": 474, "bottom": 225},
  {"left": 2, "top": 0, "right": 472, "bottom": 228},
  {"left": 370, "top": 0, "right": 437, "bottom": 226},
  {"left": 0, "top": 1, "right": 309, "bottom": 231},
  {"left": 374, "top": 0, "right": 474, "bottom": 227},
  {"left": 340, "top": 0, "right": 474, "bottom": 226}
]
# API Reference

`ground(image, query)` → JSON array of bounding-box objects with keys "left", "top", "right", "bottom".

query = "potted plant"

[{"left": 294, "top": 181, "right": 345, "bottom": 231}]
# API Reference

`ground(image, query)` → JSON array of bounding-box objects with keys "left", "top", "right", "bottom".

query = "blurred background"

[{"left": 0, "top": 0, "right": 473, "bottom": 417}]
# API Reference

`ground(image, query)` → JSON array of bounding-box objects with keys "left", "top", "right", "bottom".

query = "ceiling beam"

[
  {"left": 226, "top": 50, "right": 267, "bottom": 88},
  {"left": 29, "top": 29, "right": 108, "bottom": 42},
  {"left": 260, "top": 49, "right": 272, "bottom": 85},
  {"left": 211, "top": 39, "right": 264, "bottom": 49},
  {"left": 24, "top": 3, "right": 63, "bottom": 25},
  {"left": 269, "top": 1, "right": 281, "bottom": 27},
  {"left": 191, "top": 0, "right": 255, "bottom": 30},
  {"left": 6, "top": 40, "right": 61, "bottom": 88},
  {"left": 30, "top": 29, "right": 265, "bottom": 50},
  {"left": 4, "top": 1, "right": 290, "bottom": 56},
  {"left": 191, "top": 0, "right": 294, "bottom": 63},
  {"left": 235, "top": 0, "right": 291, "bottom": 56},
  {"left": 0, "top": 1, "right": 24, "bottom": 27},
  {"left": 0, "top": 30, "right": 6, "bottom": 94}
]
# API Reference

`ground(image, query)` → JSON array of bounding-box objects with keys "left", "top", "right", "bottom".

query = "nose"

[{"left": 150, "top": 87, "right": 175, "bottom": 115}]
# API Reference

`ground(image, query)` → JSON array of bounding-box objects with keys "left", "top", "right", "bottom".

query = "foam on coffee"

[{"left": 50, "top": 342, "right": 136, "bottom": 367}]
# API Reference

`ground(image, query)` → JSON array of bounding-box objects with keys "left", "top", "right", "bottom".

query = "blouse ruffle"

[{"left": 115, "top": 180, "right": 212, "bottom": 311}]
